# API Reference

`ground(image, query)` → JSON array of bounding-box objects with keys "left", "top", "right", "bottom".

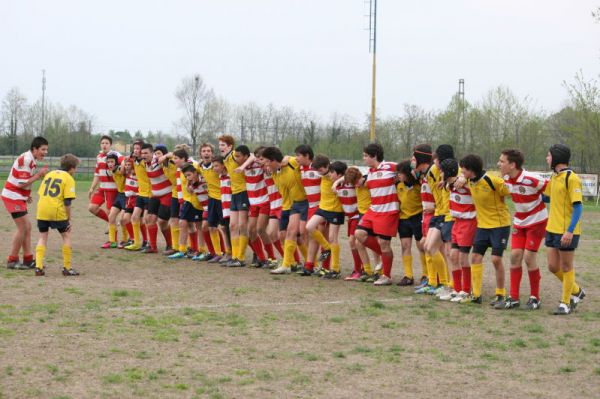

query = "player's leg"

[
  {"left": 253, "top": 211, "right": 271, "bottom": 266},
  {"left": 271, "top": 212, "right": 300, "bottom": 274},
  {"left": 104, "top": 205, "right": 121, "bottom": 248},
  {"left": 489, "top": 227, "right": 509, "bottom": 307},
  {"left": 88, "top": 190, "right": 108, "bottom": 221},
  {"left": 34, "top": 223, "right": 49, "bottom": 275},
  {"left": 302, "top": 214, "right": 326, "bottom": 274},
  {"left": 59, "top": 227, "right": 78, "bottom": 276},
  {"left": 373, "top": 235, "right": 393, "bottom": 285},
  {"left": 326, "top": 222, "right": 342, "bottom": 276},
  {"left": 125, "top": 204, "right": 144, "bottom": 250},
  {"left": 7, "top": 212, "right": 31, "bottom": 269}
]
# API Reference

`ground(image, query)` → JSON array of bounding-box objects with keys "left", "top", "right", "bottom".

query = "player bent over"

[{"left": 35, "top": 154, "right": 80, "bottom": 276}]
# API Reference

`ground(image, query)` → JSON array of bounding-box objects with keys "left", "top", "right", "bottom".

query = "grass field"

[{"left": 1, "top": 183, "right": 599, "bottom": 399}]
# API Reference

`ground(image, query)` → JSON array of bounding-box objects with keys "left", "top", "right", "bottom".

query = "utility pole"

[
  {"left": 458, "top": 79, "right": 465, "bottom": 145},
  {"left": 41, "top": 69, "right": 46, "bottom": 135},
  {"left": 368, "top": 0, "right": 378, "bottom": 142}
]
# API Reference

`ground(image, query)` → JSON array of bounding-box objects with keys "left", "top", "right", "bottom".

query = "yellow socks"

[
  {"left": 363, "top": 263, "right": 373, "bottom": 275},
  {"left": 402, "top": 255, "right": 413, "bottom": 279},
  {"left": 331, "top": 244, "right": 340, "bottom": 273},
  {"left": 36, "top": 245, "right": 46, "bottom": 270},
  {"left": 495, "top": 287, "right": 506, "bottom": 297},
  {"left": 471, "top": 263, "right": 483, "bottom": 297},
  {"left": 62, "top": 245, "right": 72, "bottom": 270},
  {"left": 433, "top": 252, "right": 448, "bottom": 286},
  {"left": 133, "top": 222, "right": 141, "bottom": 246},
  {"left": 310, "top": 230, "right": 331, "bottom": 251},
  {"left": 238, "top": 235, "right": 249, "bottom": 261},
  {"left": 171, "top": 226, "right": 180, "bottom": 252},
  {"left": 298, "top": 243, "right": 308, "bottom": 260},
  {"left": 561, "top": 270, "right": 575, "bottom": 304},
  {"left": 553, "top": 271, "right": 581, "bottom": 295},
  {"left": 420, "top": 253, "right": 428, "bottom": 277},
  {"left": 210, "top": 230, "right": 222, "bottom": 255},
  {"left": 121, "top": 224, "right": 129, "bottom": 242},
  {"left": 231, "top": 237, "right": 240, "bottom": 259},
  {"left": 108, "top": 224, "right": 117, "bottom": 243},
  {"left": 283, "top": 239, "right": 297, "bottom": 267},
  {"left": 427, "top": 254, "right": 437, "bottom": 285}
]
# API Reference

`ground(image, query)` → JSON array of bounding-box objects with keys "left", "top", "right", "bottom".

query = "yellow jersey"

[
  {"left": 544, "top": 170, "right": 583, "bottom": 235},
  {"left": 468, "top": 172, "right": 511, "bottom": 229},
  {"left": 357, "top": 185, "right": 371, "bottom": 214},
  {"left": 179, "top": 161, "right": 202, "bottom": 210},
  {"left": 319, "top": 175, "right": 343, "bottom": 212},
  {"left": 428, "top": 164, "right": 450, "bottom": 217},
  {"left": 397, "top": 182, "right": 422, "bottom": 219},
  {"left": 273, "top": 157, "right": 306, "bottom": 204},
  {"left": 134, "top": 159, "right": 151, "bottom": 198},
  {"left": 37, "top": 170, "right": 76, "bottom": 221},
  {"left": 198, "top": 162, "right": 221, "bottom": 200},
  {"left": 163, "top": 161, "right": 178, "bottom": 199},
  {"left": 112, "top": 168, "right": 126, "bottom": 193},
  {"left": 224, "top": 151, "right": 246, "bottom": 194}
]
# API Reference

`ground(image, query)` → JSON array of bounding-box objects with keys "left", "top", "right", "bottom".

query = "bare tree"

[
  {"left": 175, "top": 75, "right": 214, "bottom": 154},
  {"left": 1, "top": 88, "right": 27, "bottom": 155}
]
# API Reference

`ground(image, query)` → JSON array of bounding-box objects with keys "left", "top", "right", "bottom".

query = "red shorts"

[
  {"left": 270, "top": 208, "right": 282, "bottom": 219},
  {"left": 249, "top": 202, "right": 270, "bottom": 218},
  {"left": 451, "top": 218, "right": 477, "bottom": 247},
  {"left": 511, "top": 220, "right": 547, "bottom": 252},
  {"left": 308, "top": 207, "right": 318, "bottom": 220},
  {"left": 347, "top": 217, "right": 359, "bottom": 237},
  {"left": 358, "top": 211, "right": 399, "bottom": 238},
  {"left": 125, "top": 196, "right": 137, "bottom": 209},
  {"left": 422, "top": 212, "right": 433, "bottom": 237},
  {"left": 202, "top": 210, "right": 208, "bottom": 220},
  {"left": 2, "top": 197, "right": 27, "bottom": 215},
  {"left": 158, "top": 194, "right": 172, "bottom": 207},
  {"left": 90, "top": 190, "right": 117, "bottom": 209}
]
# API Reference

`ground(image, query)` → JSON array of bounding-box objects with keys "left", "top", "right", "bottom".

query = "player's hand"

[
  {"left": 436, "top": 181, "right": 445, "bottom": 189},
  {"left": 560, "top": 232, "right": 573, "bottom": 247},
  {"left": 454, "top": 176, "right": 467, "bottom": 189},
  {"left": 65, "top": 222, "right": 72, "bottom": 232},
  {"left": 88, "top": 189, "right": 94, "bottom": 199},
  {"left": 38, "top": 165, "right": 49, "bottom": 178},
  {"left": 234, "top": 167, "right": 244, "bottom": 174},
  {"left": 27, "top": 196, "right": 33, "bottom": 204}
]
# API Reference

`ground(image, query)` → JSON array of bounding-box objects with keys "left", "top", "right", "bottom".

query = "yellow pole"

[{"left": 370, "top": 51, "right": 376, "bottom": 142}]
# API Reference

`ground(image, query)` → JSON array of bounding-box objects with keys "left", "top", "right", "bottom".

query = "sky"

[{"left": 1, "top": 0, "right": 599, "bottom": 134}]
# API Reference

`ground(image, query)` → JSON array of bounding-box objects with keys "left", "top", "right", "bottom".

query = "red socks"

[
  {"left": 304, "top": 261, "right": 314, "bottom": 271},
  {"left": 452, "top": 269, "right": 462, "bottom": 293},
  {"left": 462, "top": 266, "right": 471, "bottom": 293},
  {"left": 251, "top": 238, "right": 267, "bottom": 261},
  {"left": 381, "top": 251, "right": 393, "bottom": 278},
  {"left": 203, "top": 231, "right": 214, "bottom": 254},
  {"left": 322, "top": 257, "right": 331, "bottom": 270},
  {"left": 351, "top": 249, "right": 362, "bottom": 273},
  {"left": 293, "top": 248, "right": 301, "bottom": 263},
  {"left": 264, "top": 242, "right": 275, "bottom": 259},
  {"left": 140, "top": 223, "right": 148, "bottom": 241},
  {"left": 528, "top": 268, "right": 541, "bottom": 300},
  {"left": 161, "top": 228, "right": 172, "bottom": 248},
  {"left": 364, "top": 235, "right": 382, "bottom": 255},
  {"left": 96, "top": 209, "right": 109, "bottom": 222},
  {"left": 189, "top": 231, "right": 199, "bottom": 252},
  {"left": 510, "top": 268, "right": 523, "bottom": 300},
  {"left": 148, "top": 224, "right": 158, "bottom": 250},
  {"left": 23, "top": 254, "right": 34, "bottom": 263},
  {"left": 126, "top": 223, "right": 134, "bottom": 239},
  {"left": 274, "top": 240, "right": 284, "bottom": 257}
]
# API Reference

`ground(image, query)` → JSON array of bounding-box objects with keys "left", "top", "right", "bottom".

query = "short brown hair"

[
  {"left": 200, "top": 143, "right": 214, "bottom": 152},
  {"left": 60, "top": 154, "right": 79, "bottom": 171},
  {"left": 501, "top": 149, "right": 524, "bottom": 169},
  {"left": 344, "top": 167, "right": 362, "bottom": 186},
  {"left": 312, "top": 154, "right": 330, "bottom": 170},
  {"left": 218, "top": 135, "right": 235, "bottom": 147}
]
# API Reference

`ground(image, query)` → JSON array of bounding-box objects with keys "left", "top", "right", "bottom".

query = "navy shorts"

[
  {"left": 148, "top": 197, "right": 170, "bottom": 221},
  {"left": 230, "top": 191, "right": 249, "bottom": 212},
  {"left": 179, "top": 201, "right": 202, "bottom": 222},
  {"left": 207, "top": 198, "right": 224, "bottom": 227},
  {"left": 398, "top": 213, "right": 423, "bottom": 241},
  {"left": 135, "top": 196, "right": 150, "bottom": 211},
  {"left": 428, "top": 215, "right": 445, "bottom": 230},
  {"left": 545, "top": 232, "right": 580, "bottom": 251},
  {"left": 315, "top": 209, "right": 345, "bottom": 225},
  {"left": 472, "top": 226, "right": 510, "bottom": 257},
  {"left": 279, "top": 209, "right": 291, "bottom": 231},
  {"left": 170, "top": 198, "right": 180, "bottom": 219},
  {"left": 291, "top": 200, "right": 309, "bottom": 221},
  {"left": 37, "top": 219, "right": 70, "bottom": 233},
  {"left": 441, "top": 220, "right": 454, "bottom": 243}
]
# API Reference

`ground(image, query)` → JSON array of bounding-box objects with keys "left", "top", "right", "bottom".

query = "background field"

[{"left": 0, "top": 182, "right": 599, "bottom": 399}]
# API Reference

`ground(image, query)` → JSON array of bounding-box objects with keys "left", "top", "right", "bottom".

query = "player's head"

[
  {"left": 172, "top": 148, "right": 189, "bottom": 168},
  {"left": 434, "top": 144, "right": 454, "bottom": 167},
  {"left": 498, "top": 149, "right": 524, "bottom": 177},
  {"left": 124, "top": 157, "right": 134, "bottom": 173},
  {"left": 234, "top": 145, "right": 251, "bottom": 165},
  {"left": 344, "top": 167, "right": 363, "bottom": 186},
  {"left": 459, "top": 154, "right": 483, "bottom": 179},
  {"left": 328, "top": 161, "right": 347, "bottom": 181},
  {"left": 411, "top": 144, "right": 432, "bottom": 171},
  {"left": 181, "top": 162, "right": 198, "bottom": 182},
  {"left": 218, "top": 135, "right": 235, "bottom": 155},
  {"left": 154, "top": 144, "right": 168, "bottom": 158},
  {"left": 294, "top": 144, "right": 314, "bottom": 166},
  {"left": 212, "top": 155, "right": 226, "bottom": 174},
  {"left": 60, "top": 153, "right": 80, "bottom": 174},
  {"left": 397, "top": 159, "right": 417, "bottom": 185},
  {"left": 199, "top": 143, "right": 214, "bottom": 163},
  {"left": 132, "top": 140, "right": 144, "bottom": 158},
  {"left": 547, "top": 144, "right": 570, "bottom": 171},
  {"left": 140, "top": 143, "right": 154, "bottom": 162},
  {"left": 261, "top": 147, "right": 284, "bottom": 169},
  {"left": 254, "top": 147, "right": 267, "bottom": 167},
  {"left": 100, "top": 135, "right": 112, "bottom": 153},
  {"left": 312, "top": 154, "right": 330, "bottom": 176},
  {"left": 30, "top": 136, "right": 49, "bottom": 160},
  {"left": 106, "top": 151, "right": 119, "bottom": 170},
  {"left": 362, "top": 142, "right": 384, "bottom": 166},
  {"left": 440, "top": 158, "right": 459, "bottom": 182}
]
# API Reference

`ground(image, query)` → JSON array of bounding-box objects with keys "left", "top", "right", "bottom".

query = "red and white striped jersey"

[
  {"left": 124, "top": 173, "right": 138, "bottom": 198},
  {"left": 504, "top": 169, "right": 548, "bottom": 227},
  {"left": 1, "top": 151, "right": 37, "bottom": 201},
  {"left": 220, "top": 174, "right": 232, "bottom": 219},
  {"left": 175, "top": 169, "right": 184, "bottom": 203},
  {"left": 146, "top": 156, "right": 172, "bottom": 197},
  {"left": 301, "top": 164, "right": 321, "bottom": 209},
  {"left": 265, "top": 172, "right": 282, "bottom": 213},
  {"left": 420, "top": 169, "right": 435, "bottom": 212},
  {"left": 336, "top": 183, "right": 359, "bottom": 219},
  {"left": 244, "top": 161, "right": 269, "bottom": 206},
  {"left": 449, "top": 185, "right": 476, "bottom": 219},
  {"left": 190, "top": 178, "right": 209, "bottom": 210},
  {"left": 366, "top": 161, "right": 399, "bottom": 215},
  {"left": 95, "top": 151, "right": 121, "bottom": 191}
]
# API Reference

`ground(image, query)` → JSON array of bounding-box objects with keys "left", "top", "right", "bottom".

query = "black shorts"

[
  {"left": 170, "top": 197, "right": 181, "bottom": 219},
  {"left": 124, "top": 207, "right": 134, "bottom": 214},
  {"left": 472, "top": 226, "right": 510, "bottom": 257},
  {"left": 135, "top": 196, "right": 150, "bottom": 211},
  {"left": 545, "top": 232, "right": 580, "bottom": 251},
  {"left": 112, "top": 193, "right": 127, "bottom": 211},
  {"left": 398, "top": 213, "right": 423, "bottom": 241},
  {"left": 279, "top": 209, "right": 291, "bottom": 231},
  {"left": 207, "top": 198, "right": 224, "bottom": 227},
  {"left": 230, "top": 191, "right": 249, "bottom": 212},
  {"left": 148, "top": 197, "right": 170, "bottom": 221},
  {"left": 179, "top": 201, "right": 202, "bottom": 222},
  {"left": 37, "top": 219, "right": 70, "bottom": 233},
  {"left": 315, "top": 209, "right": 345, "bottom": 225},
  {"left": 11, "top": 211, "right": 27, "bottom": 219},
  {"left": 428, "top": 215, "right": 445, "bottom": 230},
  {"left": 441, "top": 220, "right": 454, "bottom": 243},
  {"left": 291, "top": 200, "right": 309, "bottom": 221}
]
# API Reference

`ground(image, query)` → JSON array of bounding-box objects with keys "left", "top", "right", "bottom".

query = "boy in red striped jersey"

[
  {"left": 120, "top": 157, "right": 138, "bottom": 248},
  {"left": 2, "top": 136, "right": 49, "bottom": 269},
  {"left": 354, "top": 143, "right": 399, "bottom": 286},
  {"left": 257, "top": 147, "right": 283, "bottom": 264},
  {"left": 88, "top": 136, "right": 120, "bottom": 229},
  {"left": 497, "top": 149, "right": 548, "bottom": 310},
  {"left": 213, "top": 156, "right": 233, "bottom": 263}
]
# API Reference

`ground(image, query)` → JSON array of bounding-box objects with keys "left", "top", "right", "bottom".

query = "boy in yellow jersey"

[
  {"left": 126, "top": 140, "right": 151, "bottom": 251},
  {"left": 102, "top": 152, "right": 128, "bottom": 249},
  {"left": 161, "top": 146, "right": 180, "bottom": 256},
  {"left": 262, "top": 147, "right": 307, "bottom": 274},
  {"left": 219, "top": 135, "right": 250, "bottom": 267},
  {"left": 396, "top": 160, "right": 426, "bottom": 287},
  {"left": 544, "top": 144, "right": 586, "bottom": 315},
  {"left": 305, "top": 159, "right": 347, "bottom": 279},
  {"left": 459, "top": 154, "right": 510, "bottom": 305},
  {"left": 35, "top": 154, "right": 80, "bottom": 276}
]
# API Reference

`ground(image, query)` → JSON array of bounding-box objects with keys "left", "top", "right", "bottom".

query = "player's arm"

[
  {"left": 562, "top": 175, "right": 584, "bottom": 246},
  {"left": 331, "top": 176, "right": 344, "bottom": 191},
  {"left": 281, "top": 156, "right": 290, "bottom": 167},
  {"left": 19, "top": 165, "right": 49, "bottom": 189},
  {"left": 156, "top": 152, "right": 172, "bottom": 164},
  {"left": 234, "top": 153, "right": 255, "bottom": 174}
]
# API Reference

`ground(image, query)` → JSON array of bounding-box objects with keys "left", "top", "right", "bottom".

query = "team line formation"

[{"left": 1, "top": 135, "right": 586, "bottom": 316}]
